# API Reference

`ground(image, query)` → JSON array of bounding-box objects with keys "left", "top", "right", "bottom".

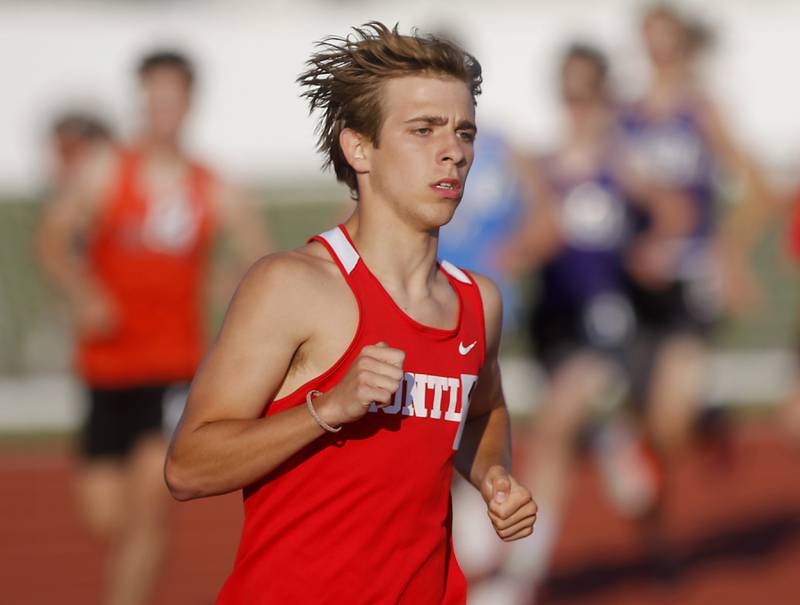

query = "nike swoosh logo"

[{"left": 459, "top": 341, "right": 477, "bottom": 355}]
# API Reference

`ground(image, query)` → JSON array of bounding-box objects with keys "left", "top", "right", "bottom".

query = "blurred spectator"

[{"left": 36, "top": 49, "right": 270, "bottom": 605}]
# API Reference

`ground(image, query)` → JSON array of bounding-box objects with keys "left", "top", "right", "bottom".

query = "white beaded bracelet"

[{"left": 306, "top": 389, "right": 342, "bottom": 433}]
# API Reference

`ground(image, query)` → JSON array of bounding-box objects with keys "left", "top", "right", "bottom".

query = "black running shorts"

[{"left": 79, "top": 383, "right": 188, "bottom": 459}]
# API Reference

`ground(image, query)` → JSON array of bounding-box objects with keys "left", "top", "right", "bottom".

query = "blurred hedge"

[{"left": 0, "top": 192, "right": 797, "bottom": 375}]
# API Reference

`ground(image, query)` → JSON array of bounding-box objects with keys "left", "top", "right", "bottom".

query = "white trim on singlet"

[
  {"left": 318, "top": 227, "right": 360, "bottom": 274},
  {"left": 439, "top": 259, "right": 472, "bottom": 284}
]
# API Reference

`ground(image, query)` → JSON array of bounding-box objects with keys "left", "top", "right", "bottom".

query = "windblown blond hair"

[{"left": 297, "top": 22, "right": 482, "bottom": 199}]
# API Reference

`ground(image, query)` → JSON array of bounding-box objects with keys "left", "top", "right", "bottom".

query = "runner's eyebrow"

[
  {"left": 455, "top": 119, "right": 477, "bottom": 133},
  {"left": 404, "top": 116, "right": 477, "bottom": 133},
  {"left": 405, "top": 115, "right": 448, "bottom": 126}
]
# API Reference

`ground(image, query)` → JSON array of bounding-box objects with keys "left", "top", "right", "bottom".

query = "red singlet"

[
  {"left": 216, "top": 225, "right": 487, "bottom": 604},
  {"left": 77, "top": 148, "right": 216, "bottom": 387}
]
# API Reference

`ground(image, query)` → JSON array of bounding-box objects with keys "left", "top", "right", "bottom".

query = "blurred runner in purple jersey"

[
  {"left": 618, "top": 2, "right": 772, "bottom": 481},
  {"left": 607, "top": 5, "right": 776, "bottom": 579},
  {"left": 493, "top": 43, "right": 652, "bottom": 604}
]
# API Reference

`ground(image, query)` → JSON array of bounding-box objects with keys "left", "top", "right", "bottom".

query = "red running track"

[{"left": 0, "top": 424, "right": 798, "bottom": 604}]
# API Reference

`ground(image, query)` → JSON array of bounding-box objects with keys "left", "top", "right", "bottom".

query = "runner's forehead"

[{"left": 380, "top": 75, "right": 475, "bottom": 124}]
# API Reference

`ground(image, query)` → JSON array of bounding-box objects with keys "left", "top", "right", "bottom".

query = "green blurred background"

[{"left": 2, "top": 191, "right": 798, "bottom": 378}]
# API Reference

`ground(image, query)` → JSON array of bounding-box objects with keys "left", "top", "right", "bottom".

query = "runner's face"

[
  {"left": 561, "top": 57, "right": 604, "bottom": 115},
  {"left": 643, "top": 14, "right": 689, "bottom": 68},
  {"left": 142, "top": 66, "right": 192, "bottom": 141},
  {"left": 53, "top": 129, "right": 87, "bottom": 175},
  {"left": 365, "top": 75, "right": 476, "bottom": 230}
]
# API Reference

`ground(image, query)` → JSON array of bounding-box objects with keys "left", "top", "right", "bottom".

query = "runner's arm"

[
  {"left": 699, "top": 95, "right": 777, "bottom": 246},
  {"left": 36, "top": 146, "right": 114, "bottom": 306},
  {"left": 699, "top": 96, "right": 780, "bottom": 313},
  {"left": 453, "top": 274, "right": 511, "bottom": 486},
  {"left": 36, "top": 146, "right": 119, "bottom": 335},
  {"left": 166, "top": 254, "right": 332, "bottom": 500},
  {"left": 454, "top": 273, "right": 536, "bottom": 541},
  {"left": 212, "top": 180, "right": 273, "bottom": 268},
  {"left": 165, "top": 253, "right": 404, "bottom": 500},
  {"left": 498, "top": 153, "right": 563, "bottom": 276},
  {"left": 206, "top": 180, "right": 273, "bottom": 308}
]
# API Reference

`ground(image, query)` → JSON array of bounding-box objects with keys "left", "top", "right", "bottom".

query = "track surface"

[{"left": 1, "top": 424, "right": 798, "bottom": 604}]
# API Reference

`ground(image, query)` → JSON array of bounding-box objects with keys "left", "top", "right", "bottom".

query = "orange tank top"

[{"left": 77, "top": 148, "right": 216, "bottom": 387}]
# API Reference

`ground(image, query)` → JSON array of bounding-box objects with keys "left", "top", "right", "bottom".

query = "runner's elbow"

[{"left": 164, "top": 453, "right": 205, "bottom": 501}]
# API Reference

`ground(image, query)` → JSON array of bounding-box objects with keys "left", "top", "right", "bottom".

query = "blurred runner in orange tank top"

[{"left": 37, "top": 49, "right": 270, "bottom": 605}]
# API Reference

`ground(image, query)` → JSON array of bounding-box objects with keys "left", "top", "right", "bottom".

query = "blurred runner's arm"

[
  {"left": 454, "top": 274, "right": 537, "bottom": 541},
  {"left": 212, "top": 180, "right": 273, "bottom": 266},
  {"left": 700, "top": 95, "right": 776, "bottom": 242},
  {"left": 36, "top": 146, "right": 117, "bottom": 335},
  {"left": 207, "top": 180, "right": 273, "bottom": 307},
  {"left": 497, "top": 154, "right": 562, "bottom": 275},
  {"left": 699, "top": 96, "right": 779, "bottom": 312}
]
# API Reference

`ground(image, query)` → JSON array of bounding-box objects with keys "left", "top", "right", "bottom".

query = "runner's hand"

[
  {"left": 72, "top": 286, "right": 117, "bottom": 337},
  {"left": 315, "top": 342, "right": 405, "bottom": 427},
  {"left": 481, "top": 465, "right": 537, "bottom": 542}
]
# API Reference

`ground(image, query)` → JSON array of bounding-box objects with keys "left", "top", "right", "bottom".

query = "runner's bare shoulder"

[
  {"left": 463, "top": 270, "right": 503, "bottom": 348},
  {"left": 66, "top": 142, "right": 119, "bottom": 213},
  {"left": 40, "top": 142, "right": 118, "bottom": 236},
  {"left": 224, "top": 239, "right": 354, "bottom": 344},
  {"left": 463, "top": 271, "right": 501, "bottom": 318}
]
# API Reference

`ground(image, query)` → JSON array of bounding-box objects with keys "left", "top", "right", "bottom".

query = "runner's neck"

[{"left": 343, "top": 211, "right": 442, "bottom": 297}]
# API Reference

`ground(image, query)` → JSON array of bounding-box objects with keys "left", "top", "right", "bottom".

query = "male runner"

[
  {"left": 496, "top": 43, "right": 645, "bottom": 602},
  {"left": 619, "top": 4, "right": 772, "bottom": 458},
  {"left": 166, "top": 22, "right": 536, "bottom": 604},
  {"left": 37, "top": 50, "right": 269, "bottom": 605}
]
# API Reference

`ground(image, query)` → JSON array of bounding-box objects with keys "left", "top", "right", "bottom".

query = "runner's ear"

[{"left": 339, "top": 128, "right": 370, "bottom": 175}]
